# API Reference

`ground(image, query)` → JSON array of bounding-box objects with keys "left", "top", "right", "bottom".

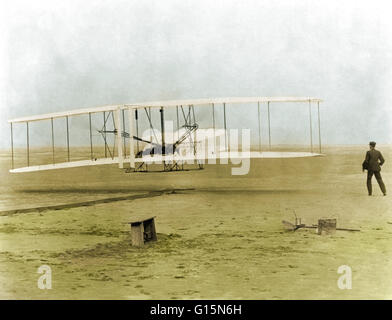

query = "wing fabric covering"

[{"left": 10, "top": 152, "right": 323, "bottom": 173}]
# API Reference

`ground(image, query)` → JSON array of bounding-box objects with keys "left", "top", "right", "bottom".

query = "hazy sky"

[{"left": 1, "top": 0, "right": 391, "bottom": 149}]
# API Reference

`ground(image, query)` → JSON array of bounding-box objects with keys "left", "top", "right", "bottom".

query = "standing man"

[{"left": 363, "top": 141, "right": 386, "bottom": 196}]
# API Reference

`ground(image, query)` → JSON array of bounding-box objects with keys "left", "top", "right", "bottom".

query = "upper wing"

[
  {"left": 8, "top": 105, "right": 120, "bottom": 123},
  {"left": 126, "top": 97, "right": 323, "bottom": 109},
  {"left": 8, "top": 97, "right": 323, "bottom": 123}
]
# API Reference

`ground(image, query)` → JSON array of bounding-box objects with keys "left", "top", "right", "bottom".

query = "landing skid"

[{"left": 124, "top": 161, "right": 204, "bottom": 173}]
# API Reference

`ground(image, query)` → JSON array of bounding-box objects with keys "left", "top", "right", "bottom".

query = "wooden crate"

[
  {"left": 317, "top": 218, "right": 336, "bottom": 235},
  {"left": 129, "top": 217, "right": 157, "bottom": 246}
]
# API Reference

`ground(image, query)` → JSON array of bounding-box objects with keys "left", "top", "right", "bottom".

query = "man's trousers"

[{"left": 367, "top": 170, "right": 386, "bottom": 195}]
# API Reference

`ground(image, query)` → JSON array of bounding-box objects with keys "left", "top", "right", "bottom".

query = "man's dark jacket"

[{"left": 363, "top": 149, "right": 385, "bottom": 171}]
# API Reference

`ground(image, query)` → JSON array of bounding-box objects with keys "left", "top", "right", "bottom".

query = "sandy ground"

[{"left": 0, "top": 145, "right": 391, "bottom": 299}]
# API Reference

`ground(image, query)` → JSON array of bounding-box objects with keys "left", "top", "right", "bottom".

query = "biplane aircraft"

[{"left": 8, "top": 97, "right": 323, "bottom": 174}]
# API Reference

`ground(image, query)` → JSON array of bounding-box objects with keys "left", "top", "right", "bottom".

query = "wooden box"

[
  {"left": 317, "top": 218, "right": 337, "bottom": 235},
  {"left": 129, "top": 217, "right": 157, "bottom": 246}
]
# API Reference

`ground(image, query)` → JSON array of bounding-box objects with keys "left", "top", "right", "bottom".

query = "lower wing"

[{"left": 10, "top": 151, "right": 323, "bottom": 173}]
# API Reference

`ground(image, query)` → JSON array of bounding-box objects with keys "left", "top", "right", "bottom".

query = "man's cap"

[{"left": 369, "top": 141, "right": 376, "bottom": 146}]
